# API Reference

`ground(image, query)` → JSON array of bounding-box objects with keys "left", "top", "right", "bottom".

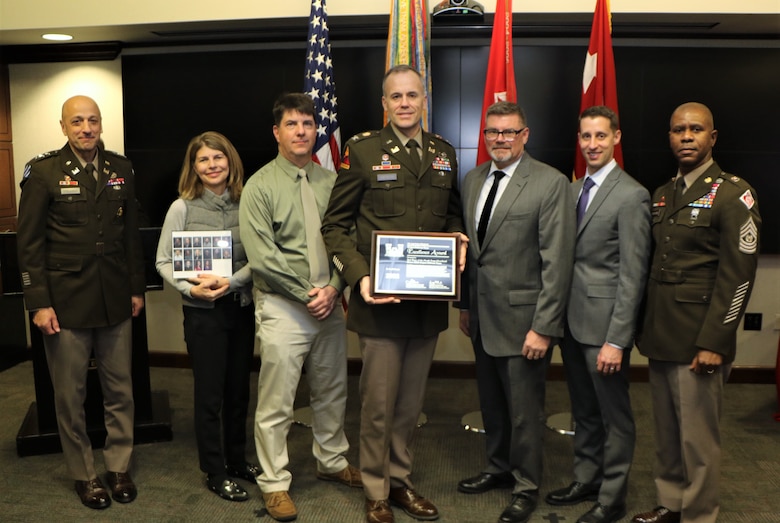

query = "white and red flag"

[
  {"left": 574, "top": 0, "right": 623, "bottom": 179},
  {"left": 477, "top": 0, "right": 516, "bottom": 166}
]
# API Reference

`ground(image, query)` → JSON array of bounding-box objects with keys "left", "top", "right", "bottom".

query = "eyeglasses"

[{"left": 483, "top": 127, "right": 526, "bottom": 141}]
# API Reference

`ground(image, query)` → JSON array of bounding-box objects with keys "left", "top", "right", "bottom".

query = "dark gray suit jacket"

[{"left": 460, "top": 153, "right": 575, "bottom": 356}]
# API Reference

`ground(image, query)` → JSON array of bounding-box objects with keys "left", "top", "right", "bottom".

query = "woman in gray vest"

[{"left": 156, "top": 132, "right": 258, "bottom": 501}]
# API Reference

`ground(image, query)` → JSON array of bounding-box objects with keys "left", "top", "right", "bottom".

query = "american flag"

[{"left": 305, "top": 0, "right": 341, "bottom": 172}]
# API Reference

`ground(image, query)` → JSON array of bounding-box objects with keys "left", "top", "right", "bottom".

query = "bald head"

[
  {"left": 668, "top": 101, "right": 717, "bottom": 174},
  {"left": 670, "top": 102, "right": 714, "bottom": 129},
  {"left": 60, "top": 95, "right": 103, "bottom": 162}
]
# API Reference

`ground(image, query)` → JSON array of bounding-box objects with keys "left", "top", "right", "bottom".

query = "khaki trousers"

[
  {"left": 253, "top": 290, "right": 349, "bottom": 493},
  {"left": 358, "top": 335, "right": 437, "bottom": 500},
  {"left": 43, "top": 319, "right": 135, "bottom": 481}
]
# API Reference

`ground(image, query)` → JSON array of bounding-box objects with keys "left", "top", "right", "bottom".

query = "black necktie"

[
  {"left": 477, "top": 171, "right": 505, "bottom": 246},
  {"left": 675, "top": 177, "right": 687, "bottom": 203},
  {"left": 407, "top": 139, "right": 421, "bottom": 173},
  {"left": 85, "top": 163, "right": 97, "bottom": 181},
  {"left": 576, "top": 176, "right": 596, "bottom": 226}
]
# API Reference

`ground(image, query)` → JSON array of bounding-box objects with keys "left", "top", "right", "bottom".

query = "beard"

[{"left": 489, "top": 146, "right": 514, "bottom": 164}]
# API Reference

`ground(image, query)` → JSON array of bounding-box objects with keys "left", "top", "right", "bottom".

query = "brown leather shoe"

[
  {"left": 389, "top": 486, "right": 439, "bottom": 520},
  {"left": 105, "top": 471, "right": 138, "bottom": 503},
  {"left": 317, "top": 464, "right": 363, "bottom": 488},
  {"left": 366, "top": 499, "right": 394, "bottom": 523},
  {"left": 262, "top": 491, "right": 298, "bottom": 521},
  {"left": 74, "top": 478, "right": 111, "bottom": 509},
  {"left": 631, "top": 506, "right": 681, "bottom": 523}
]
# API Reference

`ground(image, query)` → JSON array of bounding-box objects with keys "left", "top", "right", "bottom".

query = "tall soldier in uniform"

[
  {"left": 17, "top": 96, "right": 145, "bottom": 510},
  {"left": 631, "top": 102, "right": 760, "bottom": 523},
  {"left": 321, "top": 65, "right": 467, "bottom": 523}
]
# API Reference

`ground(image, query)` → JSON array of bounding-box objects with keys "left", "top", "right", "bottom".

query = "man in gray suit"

[
  {"left": 545, "top": 106, "right": 651, "bottom": 523},
  {"left": 457, "top": 101, "right": 575, "bottom": 523}
]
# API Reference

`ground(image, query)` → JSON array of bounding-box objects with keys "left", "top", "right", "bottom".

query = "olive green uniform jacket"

[
  {"left": 638, "top": 162, "right": 760, "bottom": 364},
  {"left": 321, "top": 125, "right": 464, "bottom": 338},
  {"left": 17, "top": 144, "right": 146, "bottom": 328}
]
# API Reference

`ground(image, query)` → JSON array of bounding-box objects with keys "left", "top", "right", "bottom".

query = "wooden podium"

[{"left": 5, "top": 229, "right": 174, "bottom": 456}]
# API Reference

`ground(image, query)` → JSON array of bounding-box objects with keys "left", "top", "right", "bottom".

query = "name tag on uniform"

[
  {"left": 60, "top": 187, "right": 81, "bottom": 195},
  {"left": 376, "top": 173, "right": 398, "bottom": 182}
]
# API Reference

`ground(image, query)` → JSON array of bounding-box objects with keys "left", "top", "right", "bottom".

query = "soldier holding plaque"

[{"left": 322, "top": 64, "right": 467, "bottom": 523}]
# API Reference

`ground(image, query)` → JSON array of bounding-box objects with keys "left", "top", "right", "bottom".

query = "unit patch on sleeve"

[{"left": 739, "top": 189, "right": 755, "bottom": 210}]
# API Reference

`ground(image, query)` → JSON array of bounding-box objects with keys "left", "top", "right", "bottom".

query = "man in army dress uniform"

[
  {"left": 631, "top": 103, "right": 760, "bottom": 523},
  {"left": 16, "top": 95, "right": 145, "bottom": 510},
  {"left": 321, "top": 65, "right": 467, "bottom": 523}
]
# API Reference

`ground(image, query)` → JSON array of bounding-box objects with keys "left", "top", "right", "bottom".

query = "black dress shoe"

[
  {"left": 545, "top": 481, "right": 600, "bottom": 506},
  {"left": 226, "top": 462, "right": 261, "bottom": 482},
  {"left": 105, "top": 471, "right": 138, "bottom": 503},
  {"left": 631, "top": 506, "right": 681, "bottom": 523},
  {"left": 458, "top": 472, "right": 514, "bottom": 494},
  {"left": 498, "top": 495, "right": 537, "bottom": 523},
  {"left": 207, "top": 474, "right": 249, "bottom": 502},
  {"left": 74, "top": 478, "right": 111, "bottom": 510},
  {"left": 578, "top": 502, "right": 627, "bottom": 523}
]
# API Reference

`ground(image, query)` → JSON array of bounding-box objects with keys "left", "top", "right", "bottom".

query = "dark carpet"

[{"left": 0, "top": 360, "right": 778, "bottom": 522}]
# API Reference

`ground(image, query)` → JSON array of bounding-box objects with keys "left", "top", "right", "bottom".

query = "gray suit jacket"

[
  {"left": 460, "top": 153, "right": 575, "bottom": 357},
  {"left": 567, "top": 166, "right": 651, "bottom": 348}
]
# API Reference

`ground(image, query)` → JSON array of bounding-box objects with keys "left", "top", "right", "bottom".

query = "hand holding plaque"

[{"left": 369, "top": 231, "right": 461, "bottom": 301}]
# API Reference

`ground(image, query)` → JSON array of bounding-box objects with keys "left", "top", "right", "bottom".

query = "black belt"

[
  {"left": 51, "top": 242, "right": 121, "bottom": 256},
  {"left": 650, "top": 267, "right": 716, "bottom": 284},
  {"left": 217, "top": 292, "right": 242, "bottom": 302}
]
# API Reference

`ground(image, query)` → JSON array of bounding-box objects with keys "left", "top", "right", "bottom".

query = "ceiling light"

[{"left": 42, "top": 33, "right": 73, "bottom": 41}]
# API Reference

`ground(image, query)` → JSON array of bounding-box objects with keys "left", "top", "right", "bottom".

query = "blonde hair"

[{"left": 178, "top": 131, "right": 244, "bottom": 202}]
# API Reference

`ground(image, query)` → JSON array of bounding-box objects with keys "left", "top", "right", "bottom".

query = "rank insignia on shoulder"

[
  {"left": 33, "top": 150, "right": 58, "bottom": 161},
  {"left": 432, "top": 133, "right": 453, "bottom": 146},
  {"left": 731, "top": 176, "right": 741, "bottom": 182},
  {"left": 350, "top": 131, "right": 374, "bottom": 143},
  {"left": 739, "top": 189, "right": 755, "bottom": 210}
]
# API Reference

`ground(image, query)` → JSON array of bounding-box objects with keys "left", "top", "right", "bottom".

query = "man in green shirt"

[{"left": 239, "top": 93, "right": 361, "bottom": 522}]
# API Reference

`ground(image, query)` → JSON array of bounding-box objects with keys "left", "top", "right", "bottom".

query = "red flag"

[
  {"left": 305, "top": 0, "right": 340, "bottom": 172},
  {"left": 574, "top": 0, "right": 622, "bottom": 179},
  {"left": 477, "top": 0, "right": 516, "bottom": 166}
]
